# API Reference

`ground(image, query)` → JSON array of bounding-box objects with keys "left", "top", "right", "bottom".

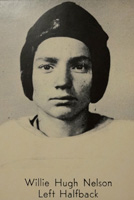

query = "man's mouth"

[
  {"left": 50, "top": 96, "right": 77, "bottom": 100},
  {"left": 49, "top": 96, "right": 77, "bottom": 105}
]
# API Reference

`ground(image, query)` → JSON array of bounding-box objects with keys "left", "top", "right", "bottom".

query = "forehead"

[{"left": 34, "top": 37, "right": 90, "bottom": 59}]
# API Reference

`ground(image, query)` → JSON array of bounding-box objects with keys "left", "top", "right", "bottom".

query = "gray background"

[{"left": 0, "top": 0, "right": 134, "bottom": 124}]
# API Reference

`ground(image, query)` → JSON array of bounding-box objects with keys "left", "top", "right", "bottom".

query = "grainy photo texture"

[{"left": 0, "top": 1, "right": 134, "bottom": 199}]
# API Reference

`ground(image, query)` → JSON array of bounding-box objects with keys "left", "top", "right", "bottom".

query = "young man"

[
  {"left": 0, "top": 2, "right": 134, "bottom": 199},
  {"left": 20, "top": 1, "right": 112, "bottom": 138}
]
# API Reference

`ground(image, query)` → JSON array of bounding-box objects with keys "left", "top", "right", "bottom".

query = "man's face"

[{"left": 33, "top": 37, "right": 92, "bottom": 120}]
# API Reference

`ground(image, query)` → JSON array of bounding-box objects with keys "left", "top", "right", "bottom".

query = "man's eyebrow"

[
  {"left": 68, "top": 56, "right": 91, "bottom": 63},
  {"left": 35, "top": 56, "right": 90, "bottom": 64},
  {"left": 35, "top": 57, "right": 58, "bottom": 63}
]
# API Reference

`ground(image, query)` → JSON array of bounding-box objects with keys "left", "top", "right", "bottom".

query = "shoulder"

[
  {"left": 107, "top": 120, "right": 134, "bottom": 147},
  {"left": 102, "top": 117, "right": 134, "bottom": 140},
  {"left": 0, "top": 120, "right": 19, "bottom": 135},
  {"left": 0, "top": 116, "right": 30, "bottom": 133},
  {"left": 97, "top": 118, "right": 134, "bottom": 153},
  {"left": 0, "top": 116, "right": 39, "bottom": 166},
  {"left": 90, "top": 113, "right": 134, "bottom": 135},
  {"left": 106, "top": 119, "right": 134, "bottom": 135},
  {"left": 0, "top": 116, "right": 37, "bottom": 141},
  {"left": 85, "top": 117, "right": 134, "bottom": 164},
  {"left": 86, "top": 115, "right": 134, "bottom": 151}
]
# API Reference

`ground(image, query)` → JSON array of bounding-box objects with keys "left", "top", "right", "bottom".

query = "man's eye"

[
  {"left": 38, "top": 64, "right": 54, "bottom": 72},
  {"left": 71, "top": 64, "right": 89, "bottom": 73}
]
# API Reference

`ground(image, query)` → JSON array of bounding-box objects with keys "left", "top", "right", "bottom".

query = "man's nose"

[{"left": 55, "top": 67, "right": 72, "bottom": 89}]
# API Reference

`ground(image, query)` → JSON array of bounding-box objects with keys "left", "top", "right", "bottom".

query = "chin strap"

[
  {"left": 30, "top": 115, "right": 39, "bottom": 129},
  {"left": 30, "top": 115, "right": 48, "bottom": 137}
]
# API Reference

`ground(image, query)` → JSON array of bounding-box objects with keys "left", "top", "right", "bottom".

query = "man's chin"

[{"left": 45, "top": 107, "right": 76, "bottom": 120}]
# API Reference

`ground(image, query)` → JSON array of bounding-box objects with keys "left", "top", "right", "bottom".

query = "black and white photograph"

[{"left": 0, "top": 0, "right": 134, "bottom": 199}]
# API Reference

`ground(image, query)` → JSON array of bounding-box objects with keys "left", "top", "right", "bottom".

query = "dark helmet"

[{"left": 20, "top": 2, "right": 110, "bottom": 103}]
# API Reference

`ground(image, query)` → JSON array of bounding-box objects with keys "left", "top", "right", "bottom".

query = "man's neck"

[{"left": 36, "top": 108, "right": 90, "bottom": 138}]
